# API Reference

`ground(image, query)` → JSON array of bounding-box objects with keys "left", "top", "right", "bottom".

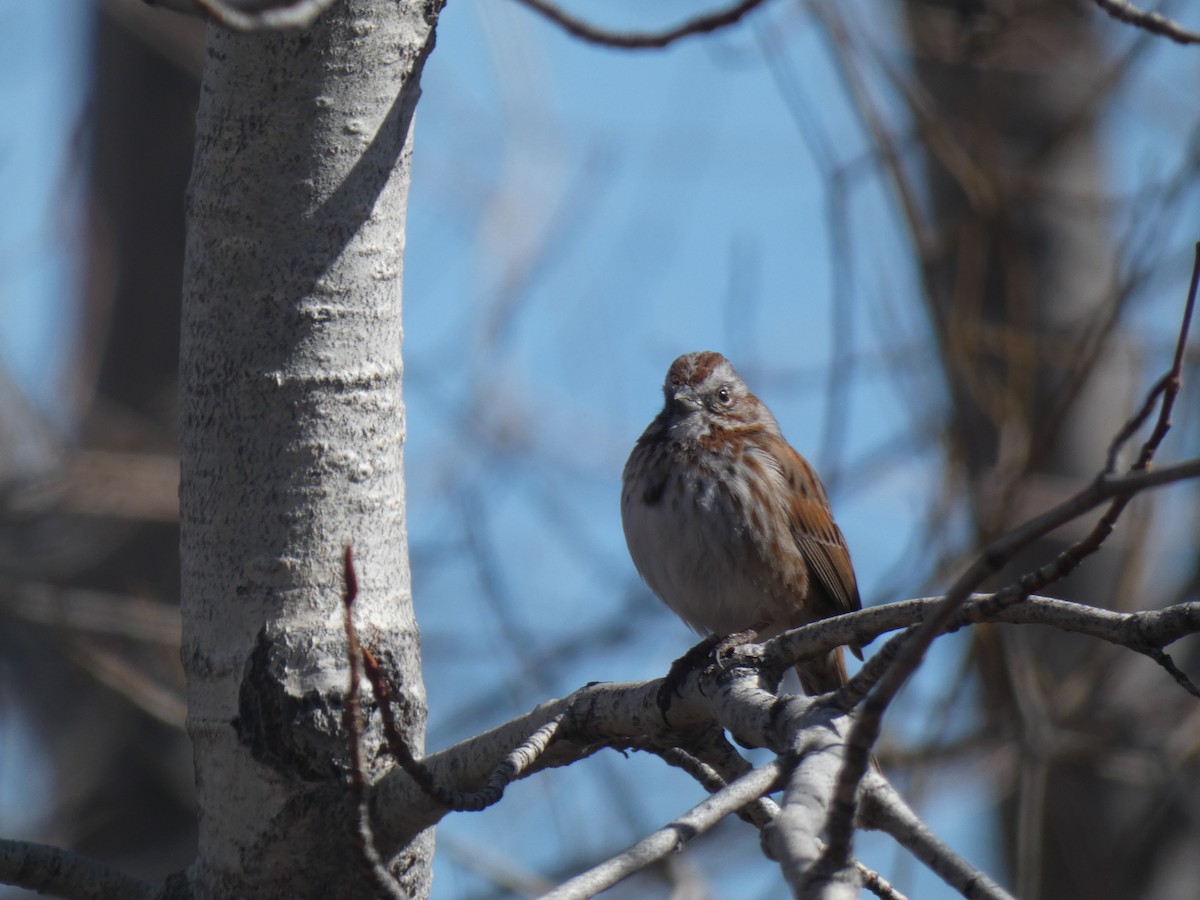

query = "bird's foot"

[{"left": 656, "top": 627, "right": 763, "bottom": 717}]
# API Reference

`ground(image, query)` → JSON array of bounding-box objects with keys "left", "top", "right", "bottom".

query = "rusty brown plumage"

[{"left": 622, "top": 351, "right": 861, "bottom": 695}]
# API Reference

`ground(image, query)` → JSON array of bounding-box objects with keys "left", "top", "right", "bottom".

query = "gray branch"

[
  {"left": 0, "top": 839, "right": 155, "bottom": 900},
  {"left": 861, "top": 776, "right": 1015, "bottom": 900},
  {"left": 9, "top": 588, "right": 1197, "bottom": 897},
  {"left": 767, "top": 718, "right": 858, "bottom": 898},
  {"left": 506, "top": 0, "right": 771, "bottom": 49},
  {"left": 367, "top": 588, "right": 1200, "bottom": 892},
  {"left": 765, "top": 595, "right": 1200, "bottom": 683},
  {"left": 143, "top": 0, "right": 343, "bottom": 30},
  {"left": 542, "top": 758, "right": 786, "bottom": 899},
  {"left": 1091, "top": 0, "right": 1200, "bottom": 44}
]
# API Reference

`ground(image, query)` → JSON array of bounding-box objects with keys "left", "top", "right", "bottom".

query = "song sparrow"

[{"left": 621, "top": 351, "right": 861, "bottom": 695}]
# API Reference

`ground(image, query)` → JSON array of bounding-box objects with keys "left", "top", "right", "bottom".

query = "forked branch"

[{"left": 818, "top": 244, "right": 1200, "bottom": 879}]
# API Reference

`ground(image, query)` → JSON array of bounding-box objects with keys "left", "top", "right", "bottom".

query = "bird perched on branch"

[{"left": 622, "top": 350, "right": 862, "bottom": 695}]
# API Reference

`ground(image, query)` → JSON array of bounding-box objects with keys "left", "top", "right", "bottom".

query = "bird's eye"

[{"left": 716, "top": 387, "right": 733, "bottom": 405}]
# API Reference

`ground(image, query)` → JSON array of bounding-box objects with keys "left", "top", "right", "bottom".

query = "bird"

[{"left": 621, "top": 350, "right": 861, "bottom": 695}]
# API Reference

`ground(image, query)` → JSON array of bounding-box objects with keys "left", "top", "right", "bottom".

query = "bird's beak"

[{"left": 670, "top": 388, "right": 702, "bottom": 412}]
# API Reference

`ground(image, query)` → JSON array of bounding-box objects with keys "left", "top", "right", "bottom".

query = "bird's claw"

[{"left": 656, "top": 629, "right": 761, "bottom": 717}]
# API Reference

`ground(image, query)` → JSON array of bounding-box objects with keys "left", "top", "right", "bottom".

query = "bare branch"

[
  {"left": 365, "top": 637, "right": 573, "bottom": 812},
  {"left": 769, "top": 595, "right": 1200, "bottom": 742},
  {"left": 0, "top": 838, "right": 154, "bottom": 900},
  {"left": 858, "top": 865, "right": 908, "bottom": 900},
  {"left": 769, "top": 593, "right": 1200, "bottom": 697},
  {"left": 769, "top": 736, "right": 857, "bottom": 898},
  {"left": 1138, "top": 645, "right": 1200, "bottom": 698},
  {"left": 370, "top": 683, "right": 650, "bottom": 843},
  {"left": 68, "top": 641, "right": 187, "bottom": 729},
  {"left": 650, "top": 733, "right": 905, "bottom": 900},
  {"left": 364, "top": 588, "right": 1200, "bottom": 891},
  {"left": 444, "top": 715, "right": 568, "bottom": 811},
  {"left": 861, "top": 776, "right": 1015, "bottom": 900},
  {"left": 0, "top": 580, "right": 180, "bottom": 644},
  {"left": 342, "top": 547, "right": 409, "bottom": 899},
  {"left": 1106, "top": 243, "right": 1199, "bottom": 471},
  {"left": 373, "top": 588, "right": 1200, "bottom": 798},
  {"left": 507, "top": 0, "right": 772, "bottom": 49},
  {"left": 820, "top": 281, "right": 1199, "bottom": 873},
  {"left": 769, "top": 590, "right": 1200, "bottom": 708},
  {"left": 1090, "top": 0, "right": 1200, "bottom": 44},
  {"left": 343, "top": 548, "right": 577, "bottom": 815},
  {"left": 143, "top": 0, "right": 342, "bottom": 30},
  {"left": 645, "top": 730, "right": 780, "bottom": 830},
  {"left": 542, "top": 758, "right": 786, "bottom": 899}
]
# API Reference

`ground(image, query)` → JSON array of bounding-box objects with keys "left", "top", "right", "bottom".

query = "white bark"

[{"left": 179, "top": 1, "right": 442, "bottom": 896}]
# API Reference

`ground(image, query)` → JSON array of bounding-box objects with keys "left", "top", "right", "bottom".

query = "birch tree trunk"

[{"left": 179, "top": 2, "right": 442, "bottom": 895}]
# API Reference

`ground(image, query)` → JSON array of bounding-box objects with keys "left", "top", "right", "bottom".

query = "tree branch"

[
  {"left": 541, "top": 758, "right": 786, "bottom": 899},
  {"left": 1090, "top": 0, "right": 1200, "bottom": 44},
  {"left": 634, "top": 736, "right": 904, "bottom": 898},
  {"left": 342, "top": 547, "right": 408, "bottom": 899},
  {"left": 344, "top": 546, "right": 576, "bottom": 815},
  {"left": 819, "top": 254, "right": 1199, "bottom": 875},
  {"left": 507, "top": 0, "right": 772, "bottom": 49},
  {"left": 369, "top": 589, "right": 1200, "bottom": 868},
  {"left": 640, "top": 727, "right": 780, "bottom": 830},
  {"left": 0, "top": 839, "right": 155, "bottom": 900},
  {"left": 860, "top": 776, "right": 1015, "bottom": 900},
  {"left": 767, "top": 595, "right": 1200, "bottom": 691},
  {"left": 143, "top": 0, "right": 342, "bottom": 30},
  {"left": 769, "top": 735, "right": 857, "bottom": 898},
  {"left": 355, "top": 484, "right": 1200, "bottom": 893}
]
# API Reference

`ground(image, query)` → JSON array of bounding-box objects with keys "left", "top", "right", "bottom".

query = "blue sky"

[{"left": 0, "top": 1, "right": 89, "bottom": 421}]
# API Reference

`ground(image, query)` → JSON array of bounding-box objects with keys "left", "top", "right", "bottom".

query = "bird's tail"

[
  {"left": 796, "top": 647, "right": 881, "bottom": 771},
  {"left": 795, "top": 645, "right": 850, "bottom": 696}
]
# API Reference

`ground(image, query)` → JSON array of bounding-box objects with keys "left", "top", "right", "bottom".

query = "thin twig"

[
  {"left": 858, "top": 863, "right": 908, "bottom": 900},
  {"left": 0, "top": 580, "right": 180, "bottom": 644},
  {"left": 641, "top": 731, "right": 780, "bottom": 829},
  {"left": 342, "top": 547, "right": 409, "bottom": 899},
  {"left": 145, "top": 0, "right": 341, "bottom": 30},
  {"left": 343, "top": 548, "right": 568, "bottom": 813},
  {"left": 442, "top": 715, "right": 567, "bottom": 812},
  {"left": 1139, "top": 645, "right": 1200, "bottom": 698},
  {"left": 508, "top": 0, "right": 771, "bottom": 49},
  {"left": 1014, "top": 242, "right": 1198, "bottom": 600},
  {"left": 542, "top": 759, "right": 786, "bottom": 899},
  {"left": 1106, "top": 243, "right": 1200, "bottom": 470},
  {"left": 822, "top": 454, "right": 1200, "bottom": 779},
  {"left": 1090, "top": 0, "right": 1200, "bottom": 44},
  {"left": 761, "top": 459, "right": 1200, "bottom": 682},
  {"left": 361, "top": 639, "right": 567, "bottom": 811},
  {"left": 821, "top": 258, "right": 1199, "bottom": 874},
  {"left": 770, "top": 593, "right": 1200, "bottom": 700},
  {"left": 861, "top": 776, "right": 1015, "bottom": 900}
]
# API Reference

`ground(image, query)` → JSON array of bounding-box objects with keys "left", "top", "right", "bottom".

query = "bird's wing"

[{"left": 782, "top": 444, "right": 862, "bottom": 619}]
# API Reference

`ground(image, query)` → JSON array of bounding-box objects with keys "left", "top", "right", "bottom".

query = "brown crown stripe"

[{"left": 668, "top": 350, "right": 726, "bottom": 387}]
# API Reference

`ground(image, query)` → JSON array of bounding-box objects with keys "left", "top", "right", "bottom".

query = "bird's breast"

[{"left": 621, "top": 449, "right": 791, "bottom": 635}]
